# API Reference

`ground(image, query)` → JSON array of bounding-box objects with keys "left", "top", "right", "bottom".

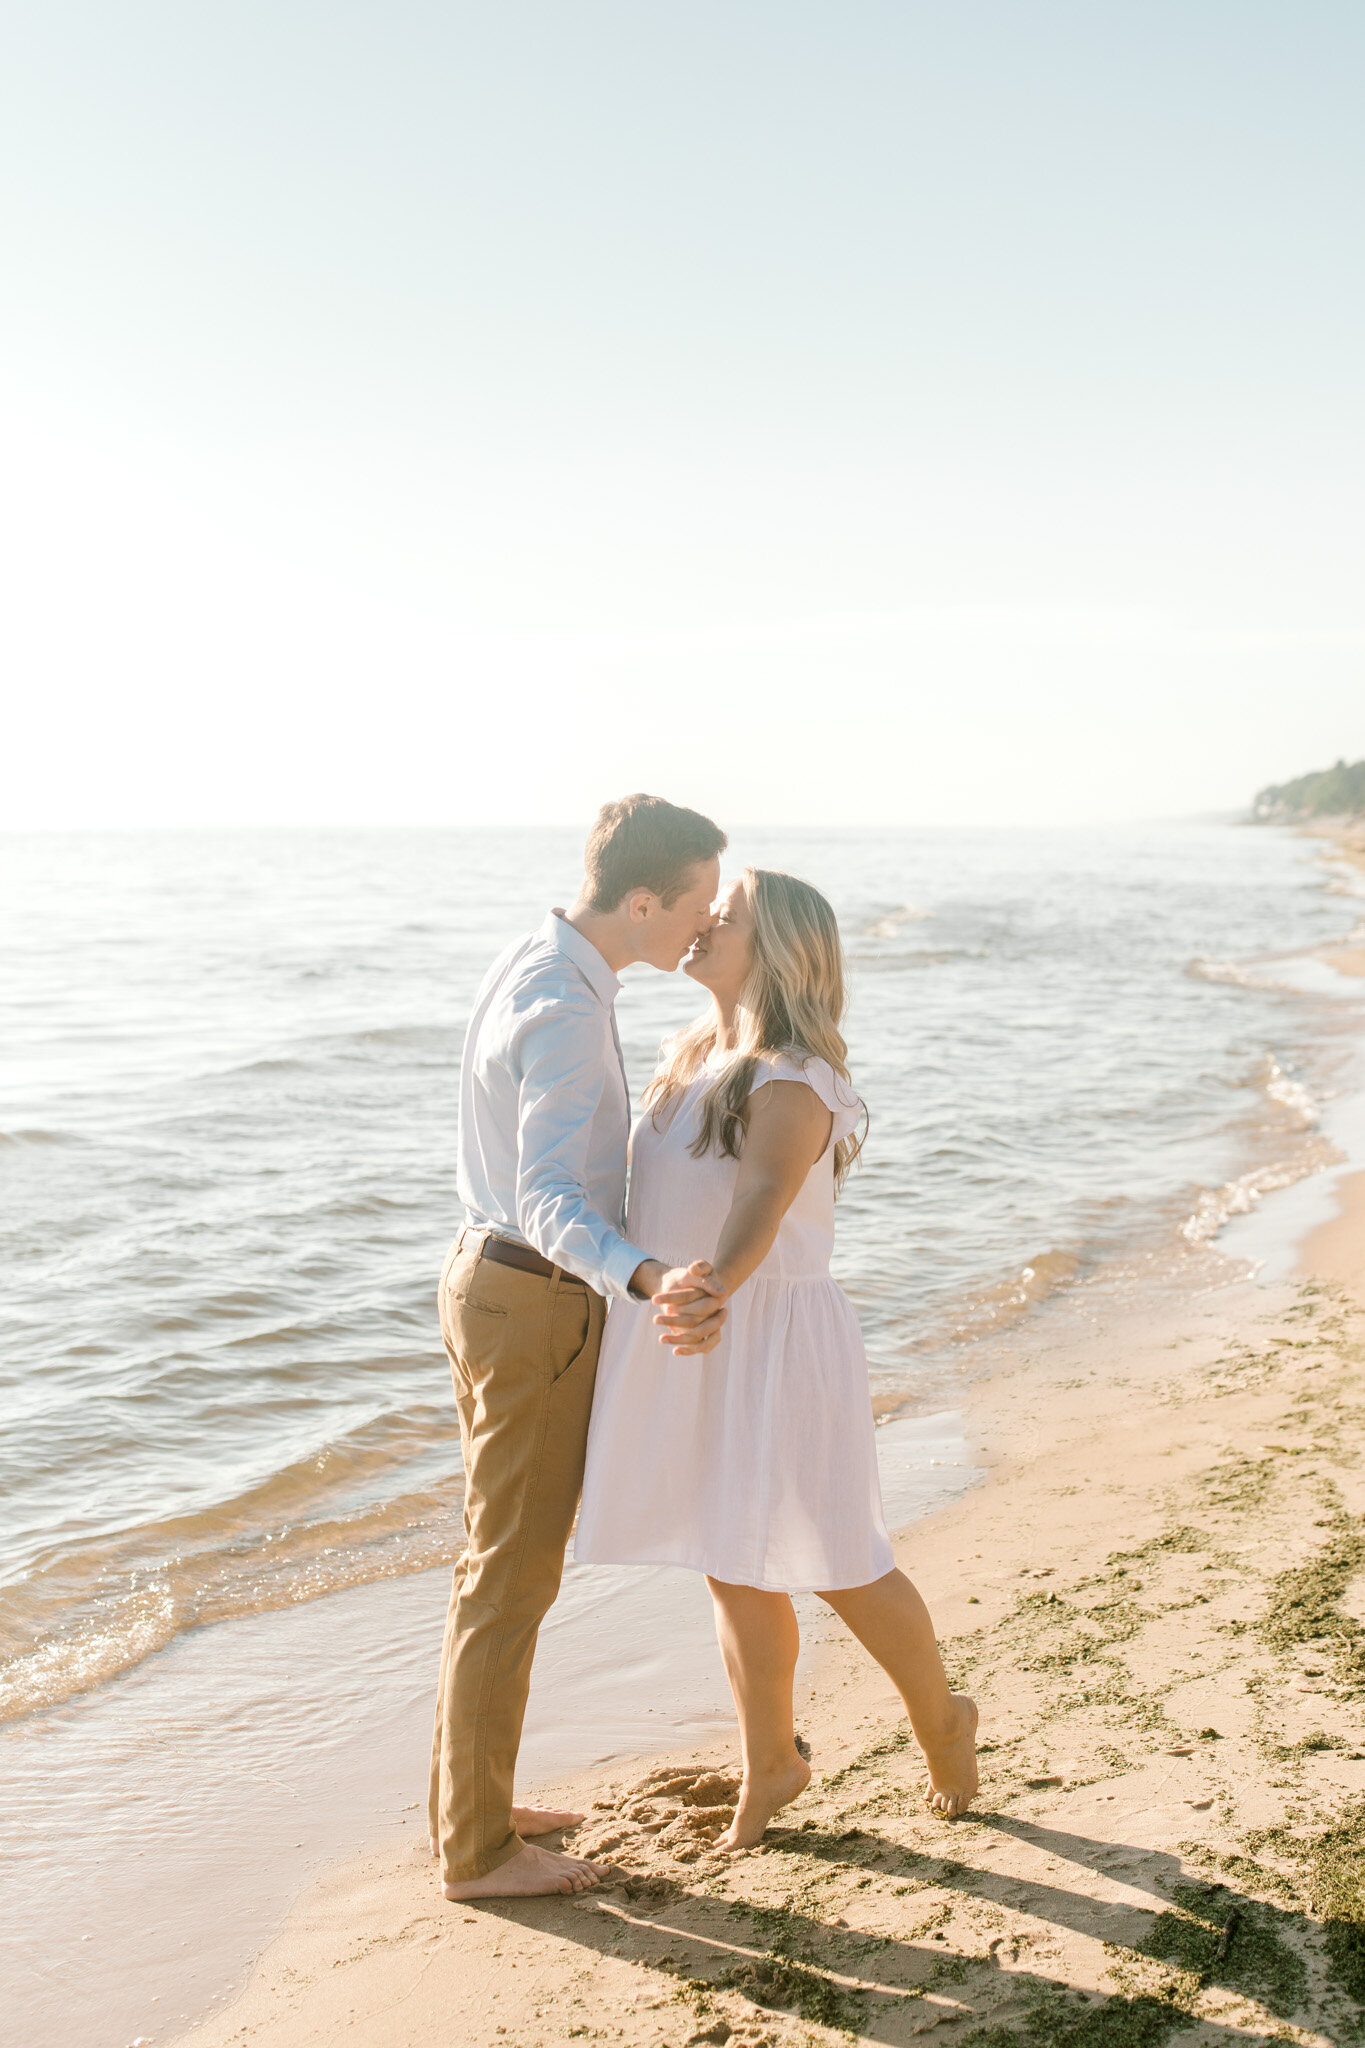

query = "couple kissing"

[{"left": 428, "top": 794, "right": 978, "bottom": 1901}]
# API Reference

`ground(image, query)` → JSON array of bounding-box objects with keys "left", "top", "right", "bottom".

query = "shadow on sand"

[{"left": 460, "top": 1807, "right": 1343, "bottom": 2044}]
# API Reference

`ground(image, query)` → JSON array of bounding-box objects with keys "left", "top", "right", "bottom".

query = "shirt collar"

[{"left": 541, "top": 910, "right": 621, "bottom": 1007}]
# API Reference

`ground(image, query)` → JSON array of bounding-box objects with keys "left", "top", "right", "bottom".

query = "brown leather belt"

[{"left": 468, "top": 1230, "right": 585, "bottom": 1286}]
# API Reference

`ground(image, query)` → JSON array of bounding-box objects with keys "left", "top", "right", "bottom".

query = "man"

[{"left": 429, "top": 793, "right": 730, "bottom": 1900}]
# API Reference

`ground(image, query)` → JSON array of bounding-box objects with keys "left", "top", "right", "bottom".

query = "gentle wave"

[
  {"left": 859, "top": 904, "right": 931, "bottom": 940},
  {"left": 0, "top": 1403, "right": 462, "bottom": 1722},
  {"left": 1260, "top": 1054, "right": 1318, "bottom": 1125},
  {"left": 936, "top": 1247, "right": 1083, "bottom": 1343},
  {"left": 1190, "top": 949, "right": 1365, "bottom": 999},
  {"left": 1190, "top": 957, "right": 1293, "bottom": 990},
  {"left": 0, "top": 1476, "right": 465, "bottom": 1725},
  {"left": 908, "top": 1236, "right": 1088, "bottom": 1351},
  {"left": 1180, "top": 1136, "right": 1339, "bottom": 1244},
  {"left": 844, "top": 947, "right": 983, "bottom": 971},
  {"left": 1177, "top": 1041, "right": 1330, "bottom": 1243}
]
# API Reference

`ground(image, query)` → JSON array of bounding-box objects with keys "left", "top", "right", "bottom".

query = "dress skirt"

[{"left": 575, "top": 1272, "right": 894, "bottom": 1593}]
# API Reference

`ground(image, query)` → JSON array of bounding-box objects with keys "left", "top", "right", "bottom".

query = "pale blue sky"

[{"left": 3, "top": 3, "right": 1362, "bottom": 826}]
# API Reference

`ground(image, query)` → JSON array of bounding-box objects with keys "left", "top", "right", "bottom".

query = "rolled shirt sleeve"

[{"left": 512, "top": 999, "right": 650, "bottom": 1298}]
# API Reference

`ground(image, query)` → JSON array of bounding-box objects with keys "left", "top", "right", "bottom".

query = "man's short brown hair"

[{"left": 583, "top": 794, "right": 727, "bottom": 913}]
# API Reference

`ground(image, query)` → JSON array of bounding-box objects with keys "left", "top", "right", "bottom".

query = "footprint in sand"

[{"left": 572, "top": 1763, "right": 743, "bottom": 1868}]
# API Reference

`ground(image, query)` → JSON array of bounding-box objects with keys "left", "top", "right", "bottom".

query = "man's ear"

[{"left": 626, "top": 888, "right": 657, "bottom": 924}]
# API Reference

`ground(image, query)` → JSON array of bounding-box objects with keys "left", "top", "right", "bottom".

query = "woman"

[{"left": 575, "top": 868, "right": 977, "bottom": 1847}]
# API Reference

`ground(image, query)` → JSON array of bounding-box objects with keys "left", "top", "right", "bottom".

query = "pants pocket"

[
  {"left": 445, "top": 1253, "right": 509, "bottom": 1318},
  {"left": 549, "top": 1285, "right": 596, "bottom": 1384}
]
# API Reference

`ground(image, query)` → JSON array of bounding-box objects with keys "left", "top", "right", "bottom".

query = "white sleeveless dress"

[{"left": 574, "top": 1052, "right": 894, "bottom": 1593}]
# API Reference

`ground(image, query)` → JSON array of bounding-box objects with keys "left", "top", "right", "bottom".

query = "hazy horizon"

[
  {"left": 4, "top": 3, "right": 1363, "bottom": 831},
  {"left": 0, "top": 807, "right": 1285, "bottom": 838}
]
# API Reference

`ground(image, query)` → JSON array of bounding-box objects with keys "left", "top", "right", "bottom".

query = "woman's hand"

[{"left": 651, "top": 1260, "right": 728, "bottom": 1355}]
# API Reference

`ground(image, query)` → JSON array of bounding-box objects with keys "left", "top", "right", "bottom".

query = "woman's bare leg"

[
  {"left": 705, "top": 1578, "right": 812, "bottom": 1849},
  {"left": 818, "top": 1567, "right": 977, "bottom": 1816}
]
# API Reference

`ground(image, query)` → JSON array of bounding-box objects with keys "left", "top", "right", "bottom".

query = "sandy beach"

[{"left": 169, "top": 1191, "right": 1365, "bottom": 2048}]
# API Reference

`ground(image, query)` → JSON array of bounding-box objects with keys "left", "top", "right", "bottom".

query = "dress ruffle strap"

[{"left": 749, "top": 1054, "right": 864, "bottom": 1146}]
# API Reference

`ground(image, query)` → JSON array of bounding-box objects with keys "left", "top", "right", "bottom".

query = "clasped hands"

[{"left": 631, "top": 1259, "right": 728, "bottom": 1355}]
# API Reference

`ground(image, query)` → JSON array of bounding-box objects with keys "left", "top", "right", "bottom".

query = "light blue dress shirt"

[{"left": 457, "top": 911, "right": 650, "bottom": 1298}]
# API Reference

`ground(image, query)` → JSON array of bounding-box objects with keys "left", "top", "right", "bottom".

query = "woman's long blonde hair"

[{"left": 643, "top": 867, "right": 866, "bottom": 1192}]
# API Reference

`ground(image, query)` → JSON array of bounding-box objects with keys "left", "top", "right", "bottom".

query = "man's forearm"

[{"left": 517, "top": 1172, "right": 650, "bottom": 1298}]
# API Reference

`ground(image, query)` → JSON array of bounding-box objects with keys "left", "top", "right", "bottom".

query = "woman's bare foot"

[
  {"left": 443, "top": 1842, "right": 607, "bottom": 1900},
  {"left": 429, "top": 1804, "right": 585, "bottom": 1857},
  {"left": 716, "top": 1754, "right": 811, "bottom": 1850},
  {"left": 921, "top": 1693, "right": 979, "bottom": 1818}
]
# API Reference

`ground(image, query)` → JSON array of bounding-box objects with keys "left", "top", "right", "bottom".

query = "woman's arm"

[
  {"left": 653, "top": 1081, "right": 832, "bottom": 1357},
  {"left": 711, "top": 1080, "right": 832, "bottom": 1290},
  {"left": 650, "top": 1081, "right": 834, "bottom": 1351}
]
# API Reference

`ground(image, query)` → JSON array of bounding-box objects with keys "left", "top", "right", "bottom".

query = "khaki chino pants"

[{"left": 427, "top": 1230, "right": 605, "bottom": 1884}]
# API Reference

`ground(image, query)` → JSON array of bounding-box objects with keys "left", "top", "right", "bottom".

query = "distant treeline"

[{"left": 1254, "top": 758, "right": 1365, "bottom": 822}]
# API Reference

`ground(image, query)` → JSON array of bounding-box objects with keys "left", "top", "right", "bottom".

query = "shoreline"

[
  {"left": 1298, "top": 1167, "right": 1365, "bottom": 1302},
  {"left": 171, "top": 1224, "right": 1365, "bottom": 2048}
]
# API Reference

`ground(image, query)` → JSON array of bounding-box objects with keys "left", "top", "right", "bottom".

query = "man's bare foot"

[
  {"left": 922, "top": 1693, "right": 979, "bottom": 1818},
  {"left": 513, "top": 1802, "right": 585, "bottom": 1836},
  {"left": 442, "top": 1841, "right": 607, "bottom": 1900},
  {"left": 428, "top": 1804, "right": 584, "bottom": 1857},
  {"left": 716, "top": 1754, "right": 811, "bottom": 1851}
]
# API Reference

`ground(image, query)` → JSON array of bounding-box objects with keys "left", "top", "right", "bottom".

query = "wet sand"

[
  {"left": 1298, "top": 1166, "right": 1365, "bottom": 1305},
  {"left": 170, "top": 1235, "right": 1365, "bottom": 2048}
]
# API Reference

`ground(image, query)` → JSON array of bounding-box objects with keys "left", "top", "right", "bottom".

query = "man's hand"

[{"left": 649, "top": 1259, "right": 728, "bottom": 1356}]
